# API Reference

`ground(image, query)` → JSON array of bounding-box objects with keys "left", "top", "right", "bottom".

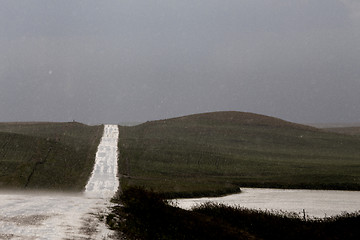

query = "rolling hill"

[
  {"left": 117, "top": 111, "right": 360, "bottom": 197},
  {"left": 0, "top": 122, "right": 103, "bottom": 191},
  {"left": 324, "top": 127, "right": 360, "bottom": 136}
]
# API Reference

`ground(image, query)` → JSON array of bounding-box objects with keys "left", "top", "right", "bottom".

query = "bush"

[
  {"left": 108, "top": 187, "right": 255, "bottom": 240},
  {"left": 108, "top": 187, "right": 360, "bottom": 240},
  {"left": 193, "top": 203, "right": 360, "bottom": 240}
]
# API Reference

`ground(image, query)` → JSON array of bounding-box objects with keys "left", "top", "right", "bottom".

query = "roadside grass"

[
  {"left": 108, "top": 187, "right": 360, "bottom": 240},
  {"left": 194, "top": 203, "right": 360, "bottom": 240},
  {"left": 108, "top": 187, "right": 256, "bottom": 240},
  {"left": 0, "top": 122, "right": 103, "bottom": 191},
  {"left": 118, "top": 111, "right": 360, "bottom": 197}
]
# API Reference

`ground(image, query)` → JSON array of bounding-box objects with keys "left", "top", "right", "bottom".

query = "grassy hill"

[
  {"left": 117, "top": 111, "right": 360, "bottom": 197},
  {"left": 0, "top": 122, "right": 103, "bottom": 191},
  {"left": 324, "top": 127, "right": 360, "bottom": 136}
]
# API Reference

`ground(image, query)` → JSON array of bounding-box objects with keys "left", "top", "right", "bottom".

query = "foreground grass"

[
  {"left": 118, "top": 111, "right": 360, "bottom": 197},
  {"left": 108, "top": 187, "right": 360, "bottom": 240},
  {"left": 0, "top": 122, "right": 103, "bottom": 190}
]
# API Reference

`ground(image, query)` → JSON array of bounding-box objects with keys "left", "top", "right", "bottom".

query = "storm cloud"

[{"left": 0, "top": 0, "right": 359, "bottom": 124}]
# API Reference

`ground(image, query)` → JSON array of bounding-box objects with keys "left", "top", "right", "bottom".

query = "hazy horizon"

[{"left": 1, "top": 0, "right": 359, "bottom": 125}]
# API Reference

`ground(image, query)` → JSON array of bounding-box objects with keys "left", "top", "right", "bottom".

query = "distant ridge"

[
  {"left": 309, "top": 123, "right": 360, "bottom": 128},
  {"left": 0, "top": 121, "right": 87, "bottom": 127},
  {"left": 145, "top": 111, "right": 318, "bottom": 131},
  {"left": 324, "top": 127, "right": 360, "bottom": 136}
]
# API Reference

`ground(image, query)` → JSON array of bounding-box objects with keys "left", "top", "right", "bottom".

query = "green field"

[
  {"left": 0, "top": 122, "right": 103, "bottom": 191},
  {"left": 117, "top": 111, "right": 360, "bottom": 197}
]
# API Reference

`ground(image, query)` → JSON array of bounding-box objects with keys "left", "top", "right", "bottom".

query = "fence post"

[{"left": 303, "top": 209, "right": 306, "bottom": 221}]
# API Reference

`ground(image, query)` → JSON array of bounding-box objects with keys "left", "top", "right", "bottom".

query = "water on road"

[
  {"left": 176, "top": 188, "right": 360, "bottom": 218},
  {"left": 0, "top": 124, "right": 119, "bottom": 240}
]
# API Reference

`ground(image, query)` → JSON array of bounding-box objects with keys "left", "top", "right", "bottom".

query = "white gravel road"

[{"left": 0, "top": 124, "right": 120, "bottom": 240}]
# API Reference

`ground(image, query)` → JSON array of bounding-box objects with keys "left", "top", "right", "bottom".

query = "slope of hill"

[
  {"left": 118, "top": 111, "right": 360, "bottom": 197},
  {"left": 0, "top": 122, "right": 103, "bottom": 190},
  {"left": 324, "top": 127, "right": 360, "bottom": 136}
]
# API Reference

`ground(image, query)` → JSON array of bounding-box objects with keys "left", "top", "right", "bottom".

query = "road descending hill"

[
  {"left": 0, "top": 125, "right": 119, "bottom": 240},
  {"left": 0, "top": 122, "right": 103, "bottom": 190},
  {"left": 118, "top": 111, "right": 360, "bottom": 197}
]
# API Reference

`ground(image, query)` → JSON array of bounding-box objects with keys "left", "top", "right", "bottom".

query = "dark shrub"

[{"left": 109, "top": 187, "right": 255, "bottom": 240}]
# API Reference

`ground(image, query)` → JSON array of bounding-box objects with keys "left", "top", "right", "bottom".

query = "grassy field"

[
  {"left": 117, "top": 111, "right": 360, "bottom": 197},
  {"left": 0, "top": 122, "right": 103, "bottom": 191}
]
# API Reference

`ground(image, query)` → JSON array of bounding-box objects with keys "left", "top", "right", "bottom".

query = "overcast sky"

[{"left": 1, "top": 0, "right": 359, "bottom": 124}]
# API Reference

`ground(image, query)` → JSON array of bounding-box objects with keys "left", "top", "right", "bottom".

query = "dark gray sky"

[{"left": 1, "top": 0, "right": 359, "bottom": 124}]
